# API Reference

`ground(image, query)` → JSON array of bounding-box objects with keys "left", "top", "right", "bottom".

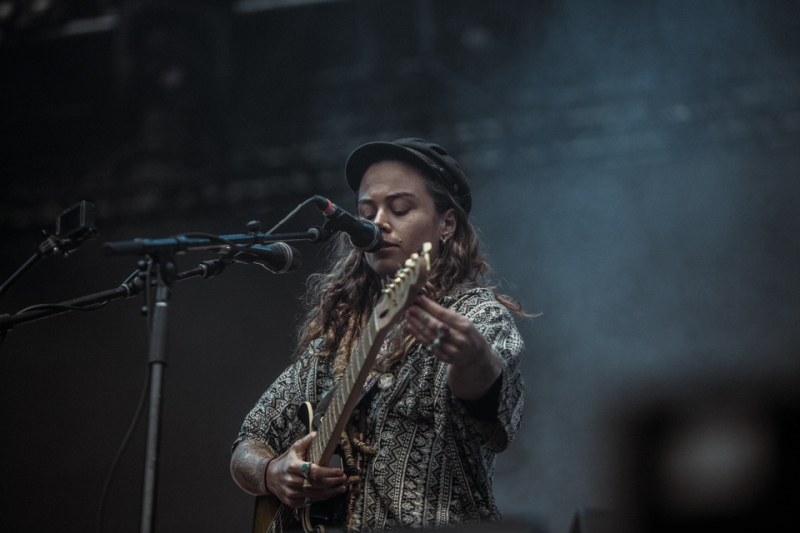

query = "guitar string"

[{"left": 311, "top": 313, "right": 375, "bottom": 463}]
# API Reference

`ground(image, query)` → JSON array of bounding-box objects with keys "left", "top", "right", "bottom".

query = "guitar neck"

[
  {"left": 308, "top": 315, "right": 383, "bottom": 466},
  {"left": 306, "top": 242, "right": 431, "bottom": 467}
]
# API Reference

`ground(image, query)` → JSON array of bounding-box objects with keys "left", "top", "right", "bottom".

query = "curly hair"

[{"left": 295, "top": 162, "right": 526, "bottom": 373}]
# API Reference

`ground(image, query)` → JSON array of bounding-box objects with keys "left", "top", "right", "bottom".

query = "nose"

[{"left": 373, "top": 209, "right": 391, "bottom": 232}]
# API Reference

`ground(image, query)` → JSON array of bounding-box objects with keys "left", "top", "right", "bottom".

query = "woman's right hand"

[{"left": 266, "top": 432, "right": 348, "bottom": 508}]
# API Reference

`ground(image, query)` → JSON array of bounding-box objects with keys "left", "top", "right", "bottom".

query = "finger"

[
  {"left": 432, "top": 341, "right": 459, "bottom": 363},
  {"left": 404, "top": 305, "right": 425, "bottom": 326},
  {"left": 289, "top": 463, "right": 346, "bottom": 490},
  {"left": 309, "top": 484, "right": 349, "bottom": 501},
  {"left": 282, "top": 483, "right": 314, "bottom": 505},
  {"left": 405, "top": 314, "right": 432, "bottom": 341},
  {"left": 414, "top": 295, "right": 469, "bottom": 331},
  {"left": 286, "top": 484, "right": 347, "bottom": 506},
  {"left": 292, "top": 432, "right": 316, "bottom": 455},
  {"left": 405, "top": 305, "right": 428, "bottom": 328},
  {"left": 407, "top": 312, "right": 463, "bottom": 355},
  {"left": 316, "top": 484, "right": 349, "bottom": 500},
  {"left": 309, "top": 464, "right": 347, "bottom": 481},
  {"left": 309, "top": 473, "right": 348, "bottom": 489},
  {"left": 298, "top": 461, "right": 313, "bottom": 480},
  {"left": 301, "top": 467, "right": 347, "bottom": 490},
  {"left": 404, "top": 313, "right": 436, "bottom": 346},
  {"left": 406, "top": 305, "right": 441, "bottom": 338},
  {"left": 284, "top": 496, "right": 308, "bottom": 508}
]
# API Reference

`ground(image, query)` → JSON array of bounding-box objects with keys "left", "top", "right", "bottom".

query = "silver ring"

[
  {"left": 421, "top": 314, "right": 431, "bottom": 325},
  {"left": 300, "top": 461, "right": 311, "bottom": 479},
  {"left": 429, "top": 337, "right": 441, "bottom": 352}
]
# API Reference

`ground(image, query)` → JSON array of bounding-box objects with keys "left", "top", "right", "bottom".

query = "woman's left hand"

[{"left": 405, "top": 294, "right": 502, "bottom": 400}]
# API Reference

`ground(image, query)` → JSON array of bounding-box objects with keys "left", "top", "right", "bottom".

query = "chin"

[{"left": 367, "top": 258, "right": 402, "bottom": 279}]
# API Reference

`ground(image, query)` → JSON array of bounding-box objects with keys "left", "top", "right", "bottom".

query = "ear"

[{"left": 440, "top": 208, "right": 457, "bottom": 241}]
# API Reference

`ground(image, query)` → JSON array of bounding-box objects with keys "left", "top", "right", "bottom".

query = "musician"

[{"left": 231, "top": 138, "right": 526, "bottom": 531}]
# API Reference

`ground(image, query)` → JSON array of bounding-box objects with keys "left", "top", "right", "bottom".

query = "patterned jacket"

[{"left": 234, "top": 287, "right": 525, "bottom": 531}]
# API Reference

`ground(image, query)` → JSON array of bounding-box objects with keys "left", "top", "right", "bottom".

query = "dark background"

[{"left": 1, "top": 1, "right": 799, "bottom": 532}]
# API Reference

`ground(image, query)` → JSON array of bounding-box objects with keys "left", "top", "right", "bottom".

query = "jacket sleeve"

[
  {"left": 232, "top": 354, "right": 315, "bottom": 456},
  {"left": 445, "top": 289, "right": 525, "bottom": 453}
]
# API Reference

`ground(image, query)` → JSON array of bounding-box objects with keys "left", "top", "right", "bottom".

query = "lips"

[{"left": 371, "top": 241, "right": 399, "bottom": 256}]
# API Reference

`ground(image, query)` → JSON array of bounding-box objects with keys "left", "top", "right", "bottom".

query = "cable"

[
  {"left": 177, "top": 198, "right": 316, "bottom": 256},
  {"left": 95, "top": 259, "right": 153, "bottom": 533},
  {"left": 15, "top": 301, "right": 110, "bottom": 314},
  {"left": 265, "top": 197, "right": 317, "bottom": 235},
  {"left": 95, "top": 368, "right": 151, "bottom": 533}
]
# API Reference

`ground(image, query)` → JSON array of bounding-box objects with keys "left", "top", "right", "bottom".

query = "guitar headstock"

[{"left": 374, "top": 242, "right": 432, "bottom": 330}]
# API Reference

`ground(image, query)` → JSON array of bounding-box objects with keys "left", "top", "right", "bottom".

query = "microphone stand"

[
  {"left": 136, "top": 251, "right": 229, "bottom": 533},
  {"left": 0, "top": 256, "right": 229, "bottom": 533},
  {"left": 102, "top": 224, "right": 329, "bottom": 533},
  {"left": 140, "top": 251, "right": 170, "bottom": 533},
  {"left": 4, "top": 219, "right": 324, "bottom": 533}
]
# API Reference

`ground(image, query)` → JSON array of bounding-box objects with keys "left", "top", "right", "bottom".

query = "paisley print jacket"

[{"left": 234, "top": 287, "right": 525, "bottom": 531}]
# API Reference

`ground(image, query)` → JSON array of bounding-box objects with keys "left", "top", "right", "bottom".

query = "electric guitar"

[{"left": 253, "top": 242, "right": 433, "bottom": 533}]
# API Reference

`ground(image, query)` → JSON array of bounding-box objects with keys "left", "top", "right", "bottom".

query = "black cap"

[{"left": 345, "top": 138, "right": 472, "bottom": 214}]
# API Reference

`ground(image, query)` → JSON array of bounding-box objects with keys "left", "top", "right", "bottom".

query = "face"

[{"left": 358, "top": 161, "right": 455, "bottom": 279}]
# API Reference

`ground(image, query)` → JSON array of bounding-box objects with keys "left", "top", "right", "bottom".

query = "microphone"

[
  {"left": 223, "top": 243, "right": 301, "bottom": 274},
  {"left": 313, "top": 196, "right": 383, "bottom": 252}
]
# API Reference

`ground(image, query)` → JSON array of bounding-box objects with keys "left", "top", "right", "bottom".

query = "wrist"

[
  {"left": 262, "top": 457, "right": 274, "bottom": 495},
  {"left": 447, "top": 348, "right": 503, "bottom": 400}
]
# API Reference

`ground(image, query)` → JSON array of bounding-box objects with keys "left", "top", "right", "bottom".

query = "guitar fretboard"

[{"left": 308, "top": 313, "right": 379, "bottom": 465}]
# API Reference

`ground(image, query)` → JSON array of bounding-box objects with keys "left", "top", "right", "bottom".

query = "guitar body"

[
  {"left": 252, "top": 402, "right": 346, "bottom": 533},
  {"left": 253, "top": 494, "right": 341, "bottom": 533},
  {"left": 252, "top": 495, "right": 281, "bottom": 533}
]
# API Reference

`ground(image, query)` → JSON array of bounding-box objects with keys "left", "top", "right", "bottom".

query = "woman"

[{"left": 231, "top": 138, "right": 526, "bottom": 531}]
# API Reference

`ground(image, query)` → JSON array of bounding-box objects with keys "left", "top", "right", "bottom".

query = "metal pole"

[{"left": 140, "top": 260, "right": 173, "bottom": 533}]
